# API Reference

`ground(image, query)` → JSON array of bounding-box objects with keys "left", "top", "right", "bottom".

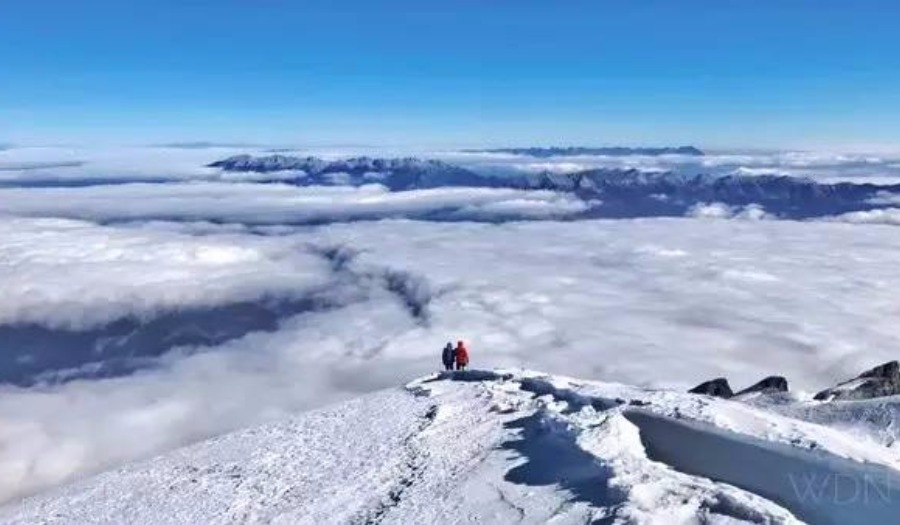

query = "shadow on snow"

[{"left": 500, "top": 412, "right": 620, "bottom": 524}]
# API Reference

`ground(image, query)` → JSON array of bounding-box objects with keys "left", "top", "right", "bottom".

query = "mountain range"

[
  {"left": 464, "top": 145, "right": 705, "bottom": 157},
  {"left": 209, "top": 155, "right": 900, "bottom": 219}
]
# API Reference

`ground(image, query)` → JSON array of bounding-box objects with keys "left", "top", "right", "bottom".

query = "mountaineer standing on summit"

[
  {"left": 441, "top": 342, "right": 455, "bottom": 371},
  {"left": 455, "top": 340, "right": 469, "bottom": 371}
]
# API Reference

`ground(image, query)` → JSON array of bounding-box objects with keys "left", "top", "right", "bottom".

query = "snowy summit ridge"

[{"left": 6, "top": 369, "right": 900, "bottom": 525}]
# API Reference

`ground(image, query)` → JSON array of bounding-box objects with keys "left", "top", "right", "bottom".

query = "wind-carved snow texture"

[
  {"left": 350, "top": 404, "right": 439, "bottom": 525},
  {"left": 13, "top": 369, "right": 900, "bottom": 524},
  {"left": 517, "top": 376, "right": 622, "bottom": 413},
  {"left": 513, "top": 374, "right": 900, "bottom": 524},
  {"left": 499, "top": 410, "right": 622, "bottom": 522},
  {"left": 626, "top": 411, "right": 900, "bottom": 525},
  {"left": 427, "top": 372, "right": 900, "bottom": 524}
]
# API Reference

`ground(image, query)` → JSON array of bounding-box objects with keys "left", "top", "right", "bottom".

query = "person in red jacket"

[{"left": 455, "top": 340, "right": 469, "bottom": 371}]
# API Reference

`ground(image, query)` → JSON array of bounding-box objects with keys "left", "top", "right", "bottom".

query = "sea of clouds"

[
  {"left": 4, "top": 144, "right": 900, "bottom": 184},
  {"left": 2, "top": 144, "right": 900, "bottom": 503},
  {"left": 441, "top": 148, "right": 900, "bottom": 183}
]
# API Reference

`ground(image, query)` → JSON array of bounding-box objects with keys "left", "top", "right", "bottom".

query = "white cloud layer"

[
  {"left": 826, "top": 207, "right": 900, "bottom": 226},
  {"left": 0, "top": 218, "right": 331, "bottom": 329},
  {"left": 2, "top": 217, "right": 900, "bottom": 503},
  {"left": 447, "top": 150, "right": 900, "bottom": 183},
  {"left": 0, "top": 146, "right": 230, "bottom": 183},
  {"left": 0, "top": 182, "right": 590, "bottom": 224},
  {"left": 687, "top": 202, "right": 770, "bottom": 220}
]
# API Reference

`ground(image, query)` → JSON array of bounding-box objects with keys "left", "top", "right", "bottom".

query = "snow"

[
  {"left": 5, "top": 370, "right": 900, "bottom": 524},
  {"left": 0, "top": 389, "right": 431, "bottom": 525}
]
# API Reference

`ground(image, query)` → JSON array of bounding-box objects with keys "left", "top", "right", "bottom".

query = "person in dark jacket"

[
  {"left": 455, "top": 340, "right": 469, "bottom": 371},
  {"left": 441, "top": 342, "right": 455, "bottom": 371}
]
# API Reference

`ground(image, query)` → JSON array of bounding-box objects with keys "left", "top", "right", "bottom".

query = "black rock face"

[
  {"left": 814, "top": 361, "right": 900, "bottom": 401},
  {"left": 859, "top": 361, "right": 900, "bottom": 379},
  {"left": 688, "top": 378, "right": 734, "bottom": 399},
  {"left": 736, "top": 376, "right": 789, "bottom": 396}
]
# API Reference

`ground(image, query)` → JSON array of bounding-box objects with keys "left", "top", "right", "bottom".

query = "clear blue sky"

[{"left": 2, "top": 1, "right": 898, "bottom": 149}]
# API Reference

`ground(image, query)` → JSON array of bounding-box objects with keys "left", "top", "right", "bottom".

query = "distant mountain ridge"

[
  {"left": 522, "top": 169, "right": 900, "bottom": 218},
  {"left": 208, "top": 155, "right": 489, "bottom": 190},
  {"left": 208, "top": 154, "right": 900, "bottom": 219},
  {"left": 465, "top": 146, "right": 704, "bottom": 157}
]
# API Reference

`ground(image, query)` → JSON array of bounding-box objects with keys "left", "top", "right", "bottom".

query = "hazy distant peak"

[{"left": 465, "top": 146, "right": 705, "bottom": 157}]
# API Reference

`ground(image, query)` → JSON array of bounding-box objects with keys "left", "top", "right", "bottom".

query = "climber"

[
  {"left": 455, "top": 340, "right": 469, "bottom": 371},
  {"left": 441, "top": 342, "right": 455, "bottom": 371}
]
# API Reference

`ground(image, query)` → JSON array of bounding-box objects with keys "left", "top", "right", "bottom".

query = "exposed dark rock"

[
  {"left": 736, "top": 376, "right": 789, "bottom": 396},
  {"left": 814, "top": 361, "right": 900, "bottom": 401},
  {"left": 859, "top": 361, "right": 900, "bottom": 379},
  {"left": 688, "top": 378, "right": 734, "bottom": 399}
]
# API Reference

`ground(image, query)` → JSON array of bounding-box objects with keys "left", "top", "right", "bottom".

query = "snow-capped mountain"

[
  {"left": 5, "top": 369, "right": 900, "bottom": 525},
  {"left": 207, "top": 155, "right": 492, "bottom": 190},
  {"left": 523, "top": 169, "right": 900, "bottom": 218},
  {"left": 465, "top": 145, "right": 706, "bottom": 157},
  {"left": 208, "top": 155, "right": 900, "bottom": 219}
]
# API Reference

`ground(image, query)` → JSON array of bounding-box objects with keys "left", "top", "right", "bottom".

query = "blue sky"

[{"left": 2, "top": 1, "right": 899, "bottom": 149}]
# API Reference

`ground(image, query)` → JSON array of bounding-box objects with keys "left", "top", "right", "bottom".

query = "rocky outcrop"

[
  {"left": 736, "top": 376, "right": 789, "bottom": 396},
  {"left": 688, "top": 378, "right": 734, "bottom": 399},
  {"left": 814, "top": 361, "right": 900, "bottom": 401}
]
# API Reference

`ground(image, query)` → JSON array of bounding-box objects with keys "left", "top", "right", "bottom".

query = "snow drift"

[{"left": 5, "top": 370, "right": 900, "bottom": 525}]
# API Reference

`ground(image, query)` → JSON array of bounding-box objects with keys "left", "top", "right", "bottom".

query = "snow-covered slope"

[{"left": 4, "top": 370, "right": 900, "bottom": 525}]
